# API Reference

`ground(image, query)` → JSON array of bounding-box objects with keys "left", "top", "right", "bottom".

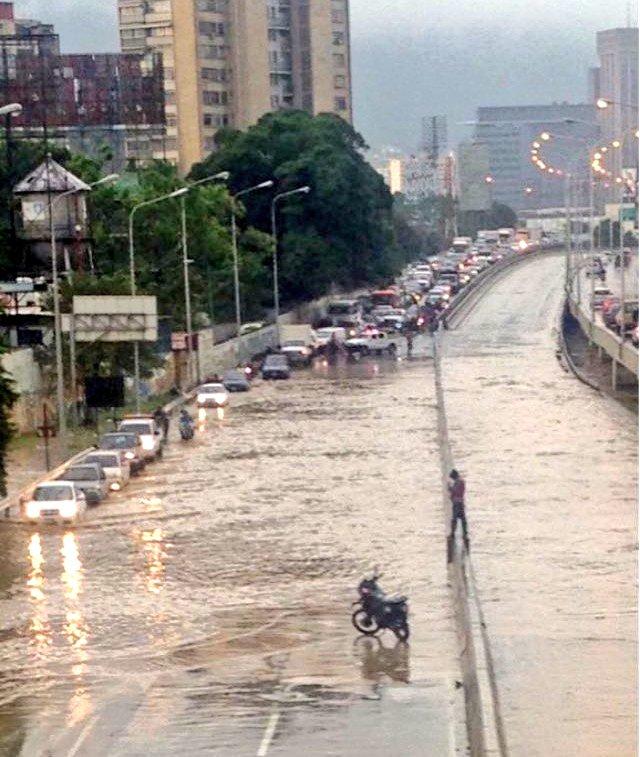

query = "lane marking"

[
  {"left": 256, "top": 710, "right": 280, "bottom": 756},
  {"left": 65, "top": 714, "right": 100, "bottom": 757}
]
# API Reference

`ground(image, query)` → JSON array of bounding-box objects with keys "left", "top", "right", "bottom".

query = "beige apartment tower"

[{"left": 118, "top": 0, "right": 353, "bottom": 173}]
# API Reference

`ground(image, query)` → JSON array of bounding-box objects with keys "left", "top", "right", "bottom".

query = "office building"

[
  {"left": 118, "top": 0, "right": 353, "bottom": 173},
  {"left": 472, "top": 103, "right": 599, "bottom": 211},
  {"left": 594, "top": 27, "right": 639, "bottom": 183},
  {"left": 0, "top": 2, "right": 166, "bottom": 171},
  {"left": 457, "top": 141, "right": 491, "bottom": 212}
]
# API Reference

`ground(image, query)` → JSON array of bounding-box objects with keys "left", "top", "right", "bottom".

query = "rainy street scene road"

[
  {"left": 0, "top": 345, "right": 462, "bottom": 756},
  {"left": 443, "top": 254, "right": 637, "bottom": 756},
  {"left": 0, "top": 1, "right": 637, "bottom": 755}
]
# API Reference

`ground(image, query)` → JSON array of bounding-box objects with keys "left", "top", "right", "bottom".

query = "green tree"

[{"left": 191, "top": 110, "right": 399, "bottom": 302}]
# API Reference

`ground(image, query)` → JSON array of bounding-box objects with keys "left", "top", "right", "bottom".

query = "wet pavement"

[
  {"left": 442, "top": 254, "right": 637, "bottom": 756},
  {"left": 0, "top": 343, "right": 460, "bottom": 756}
]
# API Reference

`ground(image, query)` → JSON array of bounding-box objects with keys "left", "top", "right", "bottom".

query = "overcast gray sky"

[{"left": 13, "top": 0, "right": 638, "bottom": 150}]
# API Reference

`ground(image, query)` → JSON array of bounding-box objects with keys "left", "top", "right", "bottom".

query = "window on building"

[
  {"left": 199, "top": 21, "right": 225, "bottom": 36},
  {"left": 201, "top": 67, "right": 227, "bottom": 82},
  {"left": 268, "top": 29, "right": 277, "bottom": 41},
  {"left": 269, "top": 50, "right": 279, "bottom": 65},
  {"left": 271, "top": 95, "right": 280, "bottom": 108},
  {"left": 334, "top": 96, "right": 347, "bottom": 111},
  {"left": 331, "top": 9, "right": 344, "bottom": 22},
  {"left": 197, "top": 0, "right": 227, "bottom": 10},
  {"left": 334, "top": 74, "right": 346, "bottom": 88},
  {"left": 332, "top": 31, "right": 344, "bottom": 45},
  {"left": 333, "top": 53, "right": 345, "bottom": 66}
]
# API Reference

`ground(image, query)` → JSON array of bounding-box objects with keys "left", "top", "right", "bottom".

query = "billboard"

[{"left": 73, "top": 295, "right": 158, "bottom": 342}]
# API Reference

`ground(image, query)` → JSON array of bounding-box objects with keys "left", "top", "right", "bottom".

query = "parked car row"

[{"left": 23, "top": 412, "right": 167, "bottom": 526}]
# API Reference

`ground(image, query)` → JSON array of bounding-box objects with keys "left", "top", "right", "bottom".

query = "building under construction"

[{"left": 0, "top": 1, "right": 166, "bottom": 171}]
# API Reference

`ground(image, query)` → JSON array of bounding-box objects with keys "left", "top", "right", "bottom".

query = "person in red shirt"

[{"left": 448, "top": 469, "right": 469, "bottom": 550}]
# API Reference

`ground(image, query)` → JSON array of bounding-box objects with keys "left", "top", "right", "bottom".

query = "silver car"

[
  {"left": 59, "top": 462, "right": 109, "bottom": 505},
  {"left": 81, "top": 451, "right": 131, "bottom": 492}
]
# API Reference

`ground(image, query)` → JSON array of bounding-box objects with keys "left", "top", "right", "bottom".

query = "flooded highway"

[
  {"left": 0, "top": 347, "right": 461, "bottom": 755},
  {"left": 442, "top": 254, "right": 637, "bottom": 756}
]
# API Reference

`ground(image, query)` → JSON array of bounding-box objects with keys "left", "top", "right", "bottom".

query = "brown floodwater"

[{"left": 0, "top": 345, "right": 459, "bottom": 756}]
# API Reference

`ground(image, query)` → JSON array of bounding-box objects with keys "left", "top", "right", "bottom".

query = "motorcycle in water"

[
  {"left": 179, "top": 416, "right": 195, "bottom": 441},
  {"left": 351, "top": 573, "right": 410, "bottom": 641}
]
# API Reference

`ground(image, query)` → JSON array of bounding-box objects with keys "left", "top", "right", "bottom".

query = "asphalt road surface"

[
  {"left": 0, "top": 341, "right": 461, "bottom": 756},
  {"left": 442, "top": 253, "right": 637, "bottom": 756}
]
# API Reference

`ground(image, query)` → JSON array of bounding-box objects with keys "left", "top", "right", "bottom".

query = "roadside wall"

[{"left": 2, "top": 348, "right": 44, "bottom": 433}]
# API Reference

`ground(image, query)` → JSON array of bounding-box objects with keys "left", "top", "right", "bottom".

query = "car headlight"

[
  {"left": 110, "top": 482, "right": 121, "bottom": 491},
  {"left": 197, "top": 395, "right": 206, "bottom": 404},
  {"left": 125, "top": 451, "right": 135, "bottom": 460},
  {"left": 59, "top": 501, "right": 78, "bottom": 518},
  {"left": 141, "top": 437, "right": 155, "bottom": 451},
  {"left": 26, "top": 501, "right": 40, "bottom": 519}
]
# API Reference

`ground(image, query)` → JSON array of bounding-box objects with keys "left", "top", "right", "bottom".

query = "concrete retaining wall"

[{"left": 1, "top": 348, "right": 44, "bottom": 433}]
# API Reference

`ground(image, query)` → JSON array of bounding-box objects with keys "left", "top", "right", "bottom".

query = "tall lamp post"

[
  {"left": 270, "top": 186, "right": 310, "bottom": 345},
  {"left": 1, "top": 103, "right": 22, "bottom": 251},
  {"left": 128, "top": 187, "right": 189, "bottom": 410},
  {"left": 180, "top": 171, "right": 229, "bottom": 386},
  {"left": 50, "top": 173, "right": 118, "bottom": 445},
  {"left": 230, "top": 180, "right": 274, "bottom": 340}
]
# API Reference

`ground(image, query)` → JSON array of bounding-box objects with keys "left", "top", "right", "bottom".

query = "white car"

[
  {"left": 315, "top": 327, "right": 347, "bottom": 349},
  {"left": 81, "top": 450, "right": 131, "bottom": 491},
  {"left": 118, "top": 417, "right": 162, "bottom": 461},
  {"left": 345, "top": 330, "right": 399, "bottom": 356},
  {"left": 197, "top": 382, "right": 229, "bottom": 407},
  {"left": 24, "top": 481, "right": 87, "bottom": 525}
]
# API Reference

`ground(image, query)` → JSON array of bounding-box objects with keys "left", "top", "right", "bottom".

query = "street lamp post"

[
  {"left": 230, "top": 180, "right": 274, "bottom": 342},
  {"left": 0, "top": 103, "right": 22, "bottom": 252},
  {"left": 128, "top": 187, "right": 189, "bottom": 410},
  {"left": 270, "top": 186, "right": 311, "bottom": 345},
  {"left": 50, "top": 173, "right": 118, "bottom": 445},
  {"left": 180, "top": 171, "right": 229, "bottom": 386}
]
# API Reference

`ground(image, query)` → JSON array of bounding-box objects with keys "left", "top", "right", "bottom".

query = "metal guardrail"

[{"left": 567, "top": 297, "right": 639, "bottom": 377}]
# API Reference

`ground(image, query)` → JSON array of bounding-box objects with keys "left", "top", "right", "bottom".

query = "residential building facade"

[
  {"left": 0, "top": 1, "right": 166, "bottom": 171},
  {"left": 118, "top": 0, "right": 353, "bottom": 173}
]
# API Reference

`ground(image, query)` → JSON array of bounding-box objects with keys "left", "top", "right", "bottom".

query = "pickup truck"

[
  {"left": 118, "top": 416, "right": 163, "bottom": 461},
  {"left": 344, "top": 330, "right": 399, "bottom": 357}
]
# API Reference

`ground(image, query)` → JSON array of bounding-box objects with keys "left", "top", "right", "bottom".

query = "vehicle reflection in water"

[
  {"left": 60, "top": 532, "right": 91, "bottom": 728},
  {"left": 27, "top": 533, "right": 50, "bottom": 650},
  {"left": 216, "top": 406, "right": 225, "bottom": 423},
  {"left": 61, "top": 532, "right": 88, "bottom": 650},
  {"left": 139, "top": 528, "right": 167, "bottom": 595},
  {"left": 356, "top": 637, "right": 410, "bottom": 684},
  {"left": 197, "top": 407, "right": 207, "bottom": 432}
]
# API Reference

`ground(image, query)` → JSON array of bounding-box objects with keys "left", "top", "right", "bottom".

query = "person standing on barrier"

[{"left": 448, "top": 469, "right": 469, "bottom": 551}]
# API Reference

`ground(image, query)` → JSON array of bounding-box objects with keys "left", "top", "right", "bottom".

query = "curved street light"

[
  {"left": 128, "top": 186, "right": 188, "bottom": 409},
  {"left": 270, "top": 186, "right": 311, "bottom": 344},
  {"left": 49, "top": 172, "right": 119, "bottom": 438},
  {"left": 179, "top": 170, "right": 230, "bottom": 385},
  {"left": 230, "top": 180, "right": 274, "bottom": 341}
]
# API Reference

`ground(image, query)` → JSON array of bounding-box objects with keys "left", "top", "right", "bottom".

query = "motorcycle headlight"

[
  {"left": 110, "top": 482, "right": 121, "bottom": 492},
  {"left": 26, "top": 501, "right": 40, "bottom": 519},
  {"left": 141, "top": 436, "right": 155, "bottom": 451},
  {"left": 59, "top": 501, "right": 78, "bottom": 518}
]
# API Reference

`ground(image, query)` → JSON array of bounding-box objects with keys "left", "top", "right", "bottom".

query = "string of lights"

[{"left": 530, "top": 129, "right": 638, "bottom": 190}]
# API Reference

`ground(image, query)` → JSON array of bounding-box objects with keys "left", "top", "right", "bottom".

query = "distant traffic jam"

[
  {"left": 20, "top": 226, "right": 538, "bottom": 527},
  {"left": 586, "top": 250, "right": 638, "bottom": 346}
]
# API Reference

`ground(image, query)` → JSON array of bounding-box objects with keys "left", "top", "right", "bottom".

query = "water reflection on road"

[
  {"left": 0, "top": 347, "right": 458, "bottom": 755},
  {"left": 443, "top": 254, "right": 637, "bottom": 757}
]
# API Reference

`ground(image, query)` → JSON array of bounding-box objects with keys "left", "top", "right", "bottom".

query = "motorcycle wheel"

[
  {"left": 352, "top": 609, "right": 381, "bottom": 636},
  {"left": 393, "top": 622, "right": 410, "bottom": 642}
]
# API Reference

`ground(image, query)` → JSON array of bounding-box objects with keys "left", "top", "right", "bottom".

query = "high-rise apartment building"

[
  {"left": 0, "top": 1, "right": 165, "bottom": 172},
  {"left": 594, "top": 28, "right": 638, "bottom": 183},
  {"left": 118, "top": 0, "right": 353, "bottom": 173}
]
